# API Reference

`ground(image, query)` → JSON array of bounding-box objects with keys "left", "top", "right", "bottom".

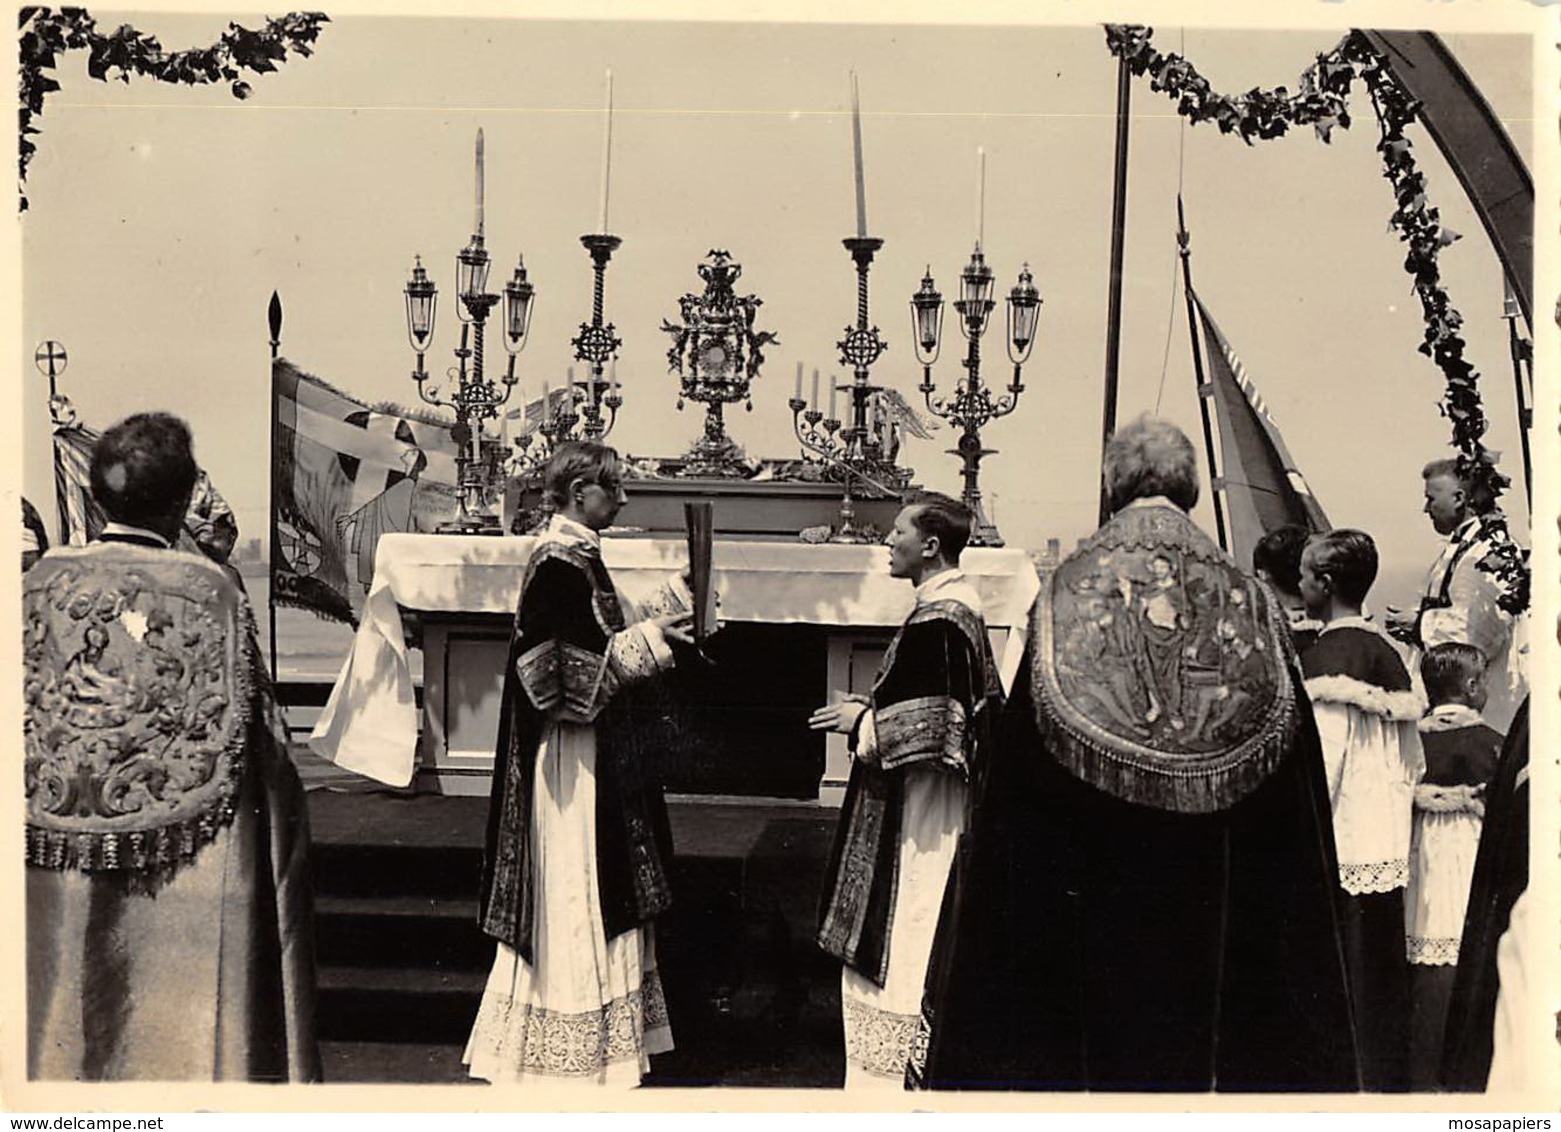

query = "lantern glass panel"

[
  {"left": 911, "top": 273, "right": 944, "bottom": 362},
  {"left": 404, "top": 260, "right": 437, "bottom": 352},
  {"left": 504, "top": 263, "right": 535, "bottom": 353},
  {"left": 456, "top": 238, "right": 491, "bottom": 319},
  {"left": 1007, "top": 269, "right": 1042, "bottom": 363}
]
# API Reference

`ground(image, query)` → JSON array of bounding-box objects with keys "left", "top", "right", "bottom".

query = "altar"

[{"left": 309, "top": 531, "right": 1039, "bottom": 799}]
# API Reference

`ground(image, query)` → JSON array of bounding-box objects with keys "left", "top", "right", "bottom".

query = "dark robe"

[
  {"left": 1301, "top": 624, "right": 1422, "bottom": 1092},
  {"left": 477, "top": 533, "right": 680, "bottom": 964},
  {"left": 24, "top": 539, "right": 320, "bottom": 1082},
  {"left": 816, "top": 594, "right": 1000, "bottom": 987},
  {"left": 910, "top": 503, "right": 1360, "bottom": 1092},
  {"left": 1439, "top": 699, "right": 1529, "bottom": 1091},
  {"left": 1407, "top": 714, "right": 1503, "bottom": 1090}
]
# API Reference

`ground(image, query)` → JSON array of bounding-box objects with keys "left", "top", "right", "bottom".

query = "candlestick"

[
  {"left": 851, "top": 71, "right": 867, "bottom": 238},
  {"left": 811, "top": 367, "right": 820, "bottom": 411},
  {"left": 476, "top": 127, "right": 485, "bottom": 237},
  {"left": 597, "top": 68, "right": 614, "bottom": 234},
  {"left": 976, "top": 146, "right": 986, "bottom": 250}
]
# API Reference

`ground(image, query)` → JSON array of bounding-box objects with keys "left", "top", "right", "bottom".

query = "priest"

[
  {"left": 24, "top": 412, "right": 319, "bottom": 1081},
  {"left": 910, "top": 416, "right": 1360, "bottom": 1092},
  {"left": 811, "top": 492, "right": 1000, "bottom": 1088}
]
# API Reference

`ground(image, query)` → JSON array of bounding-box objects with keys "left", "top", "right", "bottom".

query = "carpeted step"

[
  {"left": 320, "top": 1040, "right": 475, "bottom": 1085},
  {"left": 316, "top": 964, "right": 488, "bottom": 1044},
  {"left": 315, "top": 893, "right": 490, "bottom": 969}
]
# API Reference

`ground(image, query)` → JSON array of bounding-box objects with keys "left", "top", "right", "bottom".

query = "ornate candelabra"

[
  {"left": 404, "top": 130, "right": 536, "bottom": 534},
  {"left": 510, "top": 235, "right": 626, "bottom": 481},
  {"left": 789, "top": 236, "right": 910, "bottom": 542},
  {"left": 662, "top": 250, "right": 775, "bottom": 477},
  {"left": 911, "top": 245, "right": 1041, "bottom": 547}
]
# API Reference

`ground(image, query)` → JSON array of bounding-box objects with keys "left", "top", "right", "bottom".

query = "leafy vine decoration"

[
  {"left": 19, "top": 7, "right": 330, "bottom": 212},
  {"left": 1105, "top": 24, "right": 1528, "bottom": 614}
]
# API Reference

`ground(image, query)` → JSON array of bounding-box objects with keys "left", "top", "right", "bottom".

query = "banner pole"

[
  {"left": 268, "top": 291, "right": 283, "bottom": 686},
  {"left": 1177, "top": 198, "right": 1229, "bottom": 553}
]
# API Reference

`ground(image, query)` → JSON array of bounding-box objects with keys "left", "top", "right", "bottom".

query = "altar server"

[
  {"left": 1406, "top": 643, "right": 1503, "bottom": 1089},
  {"left": 1299, "top": 528, "right": 1425, "bottom": 1091},
  {"left": 812, "top": 492, "right": 1000, "bottom": 1088},
  {"left": 466, "top": 440, "right": 696, "bottom": 1087},
  {"left": 24, "top": 412, "right": 320, "bottom": 1081}
]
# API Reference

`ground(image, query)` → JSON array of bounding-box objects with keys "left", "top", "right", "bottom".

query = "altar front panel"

[{"left": 310, "top": 533, "right": 1039, "bottom": 792}]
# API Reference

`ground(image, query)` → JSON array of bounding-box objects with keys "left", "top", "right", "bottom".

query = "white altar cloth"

[{"left": 310, "top": 532, "right": 1041, "bottom": 786}]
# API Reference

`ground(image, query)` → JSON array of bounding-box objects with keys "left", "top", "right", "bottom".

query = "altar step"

[{"left": 305, "top": 783, "right": 847, "bottom": 1086}]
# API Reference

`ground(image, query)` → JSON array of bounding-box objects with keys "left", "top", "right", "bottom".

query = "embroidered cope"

[
  {"left": 909, "top": 503, "right": 1360, "bottom": 1093},
  {"left": 23, "top": 541, "right": 319, "bottom": 1081}
]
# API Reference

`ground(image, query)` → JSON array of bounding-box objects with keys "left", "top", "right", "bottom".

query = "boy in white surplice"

[
  {"left": 1299, "top": 528, "right": 1426, "bottom": 1091},
  {"left": 811, "top": 493, "right": 1000, "bottom": 1088},
  {"left": 1406, "top": 642, "right": 1503, "bottom": 1089}
]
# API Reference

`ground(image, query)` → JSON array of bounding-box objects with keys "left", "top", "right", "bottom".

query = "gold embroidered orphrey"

[
  {"left": 23, "top": 545, "right": 252, "bottom": 875},
  {"left": 1034, "top": 504, "right": 1299, "bottom": 814}
]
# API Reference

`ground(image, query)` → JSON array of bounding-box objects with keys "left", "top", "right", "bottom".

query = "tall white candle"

[
  {"left": 976, "top": 146, "right": 986, "bottom": 249},
  {"left": 829, "top": 376, "right": 839, "bottom": 421},
  {"left": 811, "top": 368, "right": 820, "bottom": 411},
  {"left": 611, "top": 359, "right": 619, "bottom": 392},
  {"left": 794, "top": 360, "right": 803, "bottom": 400},
  {"left": 851, "top": 71, "right": 867, "bottom": 238},
  {"left": 597, "top": 69, "right": 614, "bottom": 234},
  {"left": 476, "top": 128, "right": 485, "bottom": 237}
]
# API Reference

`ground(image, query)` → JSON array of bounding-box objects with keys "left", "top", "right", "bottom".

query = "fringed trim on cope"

[
  {"left": 1303, "top": 674, "right": 1426, "bottom": 722},
  {"left": 25, "top": 796, "right": 238, "bottom": 893},
  {"left": 1037, "top": 702, "right": 1300, "bottom": 815}
]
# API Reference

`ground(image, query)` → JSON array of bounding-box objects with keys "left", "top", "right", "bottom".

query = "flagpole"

[
  {"left": 268, "top": 291, "right": 283, "bottom": 685},
  {"left": 1501, "top": 280, "right": 1532, "bottom": 508},
  {"left": 1177, "top": 197, "right": 1229, "bottom": 553},
  {"left": 1097, "top": 53, "right": 1131, "bottom": 527}
]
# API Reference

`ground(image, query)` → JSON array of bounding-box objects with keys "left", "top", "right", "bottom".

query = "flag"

[
  {"left": 53, "top": 423, "right": 239, "bottom": 561},
  {"left": 52, "top": 422, "right": 106, "bottom": 546},
  {"left": 271, "top": 358, "right": 460, "bottom": 625},
  {"left": 516, "top": 384, "right": 577, "bottom": 433},
  {"left": 1193, "top": 294, "right": 1330, "bottom": 566}
]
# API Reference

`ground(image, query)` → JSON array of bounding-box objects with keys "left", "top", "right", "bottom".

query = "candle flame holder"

[{"left": 789, "top": 236, "right": 910, "bottom": 542}]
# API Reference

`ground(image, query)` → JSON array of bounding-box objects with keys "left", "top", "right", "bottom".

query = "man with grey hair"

[
  {"left": 1385, "top": 458, "right": 1524, "bottom": 734},
  {"left": 911, "top": 414, "right": 1360, "bottom": 1092},
  {"left": 24, "top": 412, "right": 319, "bottom": 1081}
]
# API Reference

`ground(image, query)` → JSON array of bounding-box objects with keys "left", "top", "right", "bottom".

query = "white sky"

[{"left": 14, "top": 2, "right": 1551, "bottom": 610}]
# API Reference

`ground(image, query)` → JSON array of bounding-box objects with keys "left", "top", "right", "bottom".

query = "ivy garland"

[
  {"left": 1105, "top": 24, "right": 1529, "bottom": 615},
  {"left": 19, "top": 7, "right": 330, "bottom": 212}
]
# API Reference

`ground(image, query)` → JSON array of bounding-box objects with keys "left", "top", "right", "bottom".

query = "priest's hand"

[
  {"left": 652, "top": 610, "right": 696, "bottom": 646},
  {"left": 809, "top": 696, "right": 868, "bottom": 734}
]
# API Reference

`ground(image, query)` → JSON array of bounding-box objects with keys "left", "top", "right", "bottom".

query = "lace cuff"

[
  {"left": 634, "top": 574, "right": 694, "bottom": 621},
  {"left": 1339, "top": 858, "right": 1408, "bottom": 895},
  {"left": 608, "top": 622, "right": 675, "bottom": 684},
  {"left": 1407, "top": 935, "right": 1461, "bottom": 966}
]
